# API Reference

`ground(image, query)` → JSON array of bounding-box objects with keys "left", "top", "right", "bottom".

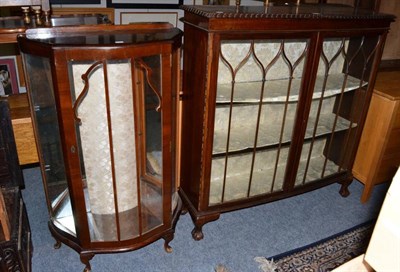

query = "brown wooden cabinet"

[
  {"left": 179, "top": 4, "right": 394, "bottom": 240},
  {"left": 353, "top": 75, "right": 400, "bottom": 203},
  {"left": 18, "top": 24, "right": 182, "bottom": 272},
  {"left": 0, "top": 100, "right": 32, "bottom": 272}
]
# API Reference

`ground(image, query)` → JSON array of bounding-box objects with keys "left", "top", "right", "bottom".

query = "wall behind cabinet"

[{"left": 379, "top": 1, "right": 400, "bottom": 63}]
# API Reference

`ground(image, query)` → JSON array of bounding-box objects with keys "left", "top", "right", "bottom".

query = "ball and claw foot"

[
  {"left": 83, "top": 266, "right": 91, "bottom": 272},
  {"left": 191, "top": 227, "right": 204, "bottom": 241}
]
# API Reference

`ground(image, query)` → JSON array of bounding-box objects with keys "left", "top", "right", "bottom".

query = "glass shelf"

[
  {"left": 212, "top": 93, "right": 356, "bottom": 154},
  {"left": 215, "top": 74, "right": 365, "bottom": 104},
  {"left": 209, "top": 138, "right": 339, "bottom": 204}
]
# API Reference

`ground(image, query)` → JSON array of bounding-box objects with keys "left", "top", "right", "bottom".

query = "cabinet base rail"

[
  {"left": 180, "top": 174, "right": 353, "bottom": 240},
  {"left": 47, "top": 198, "right": 182, "bottom": 272}
]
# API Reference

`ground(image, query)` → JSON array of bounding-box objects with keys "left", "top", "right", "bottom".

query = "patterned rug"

[{"left": 255, "top": 221, "right": 375, "bottom": 272}]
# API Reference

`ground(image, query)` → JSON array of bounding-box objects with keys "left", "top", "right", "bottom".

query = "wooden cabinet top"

[
  {"left": 375, "top": 71, "right": 400, "bottom": 100},
  {"left": 19, "top": 23, "right": 182, "bottom": 47},
  {"left": 181, "top": 4, "right": 395, "bottom": 31}
]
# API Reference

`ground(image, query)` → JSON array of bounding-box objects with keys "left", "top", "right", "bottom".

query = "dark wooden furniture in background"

[
  {"left": 0, "top": 187, "right": 32, "bottom": 272},
  {"left": 0, "top": 100, "right": 23, "bottom": 187},
  {"left": 179, "top": 4, "right": 394, "bottom": 240},
  {"left": 0, "top": 100, "right": 32, "bottom": 272},
  {"left": 18, "top": 24, "right": 182, "bottom": 272},
  {"left": 353, "top": 71, "right": 400, "bottom": 202},
  {"left": 0, "top": 15, "right": 40, "bottom": 165}
]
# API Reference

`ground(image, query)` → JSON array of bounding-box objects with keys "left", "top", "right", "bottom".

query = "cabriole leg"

[
  {"left": 338, "top": 178, "right": 352, "bottom": 197},
  {"left": 163, "top": 232, "right": 174, "bottom": 253},
  {"left": 80, "top": 252, "right": 94, "bottom": 272}
]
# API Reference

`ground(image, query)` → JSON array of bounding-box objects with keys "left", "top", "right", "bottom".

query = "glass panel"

[
  {"left": 23, "top": 54, "right": 75, "bottom": 236},
  {"left": 210, "top": 39, "right": 309, "bottom": 205},
  {"left": 70, "top": 59, "right": 139, "bottom": 241},
  {"left": 296, "top": 35, "right": 380, "bottom": 186},
  {"left": 135, "top": 55, "right": 164, "bottom": 234}
]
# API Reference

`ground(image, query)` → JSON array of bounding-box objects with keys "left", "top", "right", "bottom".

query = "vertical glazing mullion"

[
  {"left": 336, "top": 37, "right": 365, "bottom": 172},
  {"left": 271, "top": 40, "right": 292, "bottom": 193},
  {"left": 322, "top": 75, "right": 347, "bottom": 177},
  {"left": 220, "top": 85, "right": 234, "bottom": 203},
  {"left": 103, "top": 60, "right": 121, "bottom": 241},
  {"left": 219, "top": 43, "right": 252, "bottom": 203},
  {"left": 247, "top": 40, "right": 282, "bottom": 196},
  {"left": 337, "top": 37, "right": 379, "bottom": 172},
  {"left": 302, "top": 41, "right": 342, "bottom": 184},
  {"left": 247, "top": 41, "right": 265, "bottom": 197},
  {"left": 302, "top": 79, "right": 326, "bottom": 184},
  {"left": 323, "top": 37, "right": 363, "bottom": 176},
  {"left": 132, "top": 58, "right": 143, "bottom": 236}
]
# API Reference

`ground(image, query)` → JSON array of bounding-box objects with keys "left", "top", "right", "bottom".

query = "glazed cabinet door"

[
  {"left": 68, "top": 54, "right": 172, "bottom": 242},
  {"left": 295, "top": 33, "right": 383, "bottom": 189},
  {"left": 22, "top": 50, "right": 175, "bottom": 243},
  {"left": 19, "top": 24, "right": 183, "bottom": 270},
  {"left": 208, "top": 36, "right": 313, "bottom": 206}
]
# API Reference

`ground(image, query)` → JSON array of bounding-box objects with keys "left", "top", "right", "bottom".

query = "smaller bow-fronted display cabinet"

[
  {"left": 179, "top": 4, "right": 394, "bottom": 240},
  {"left": 18, "top": 24, "right": 182, "bottom": 271}
]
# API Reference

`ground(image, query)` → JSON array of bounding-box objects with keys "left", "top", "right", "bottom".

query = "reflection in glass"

[
  {"left": 23, "top": 54, "right": 74, "bottom": 236},
  {"left": 135, "top": 55, "right": 164, "bottom": 234},
  {"left": 210, "top": 39, "right": 308, "bottom": 205},
  {"left": 297, "top": 35, "right": 379, "bottom": 186}
]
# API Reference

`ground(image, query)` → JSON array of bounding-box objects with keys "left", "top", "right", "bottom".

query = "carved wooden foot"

[
  {"left": 163, "top": 233, "right": 174, "bottom": 253},
  {"left": 80, "top": 253, "right": 94, "bottom": 272},
  {"left": 181, "top": 207, "right": 188, "bottom": 215},
  {"left": 339, "top": 185, "right": 350, "bottom": 197},
  {"left": 54, "top": 239, "right": 61, "bottom": 249},
  {"left": 191, "top": 226, "right": 204, "bottom": 241},
  {"left": 338, "top": 178, "right": 352, "bottom": 197}
]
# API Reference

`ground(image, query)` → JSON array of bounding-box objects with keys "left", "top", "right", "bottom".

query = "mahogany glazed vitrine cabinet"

[
  {"left": 17, "top": 24, "right": 182, "bottom": 271},
  {"left": 179, "top": 4, "right": 394, "bottom": 240}
]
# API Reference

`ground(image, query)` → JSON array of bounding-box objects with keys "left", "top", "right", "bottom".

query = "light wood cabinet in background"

[{"left": 353, "top": 72, "right": 400, "bottom": 203}]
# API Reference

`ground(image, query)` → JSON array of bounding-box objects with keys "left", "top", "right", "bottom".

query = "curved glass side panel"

[
  {"left": 135, "top": 55, "right": 164, "bottom": 234},
  {"left": 22, "top": 54, "right": 75, "bottom": 236}
]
